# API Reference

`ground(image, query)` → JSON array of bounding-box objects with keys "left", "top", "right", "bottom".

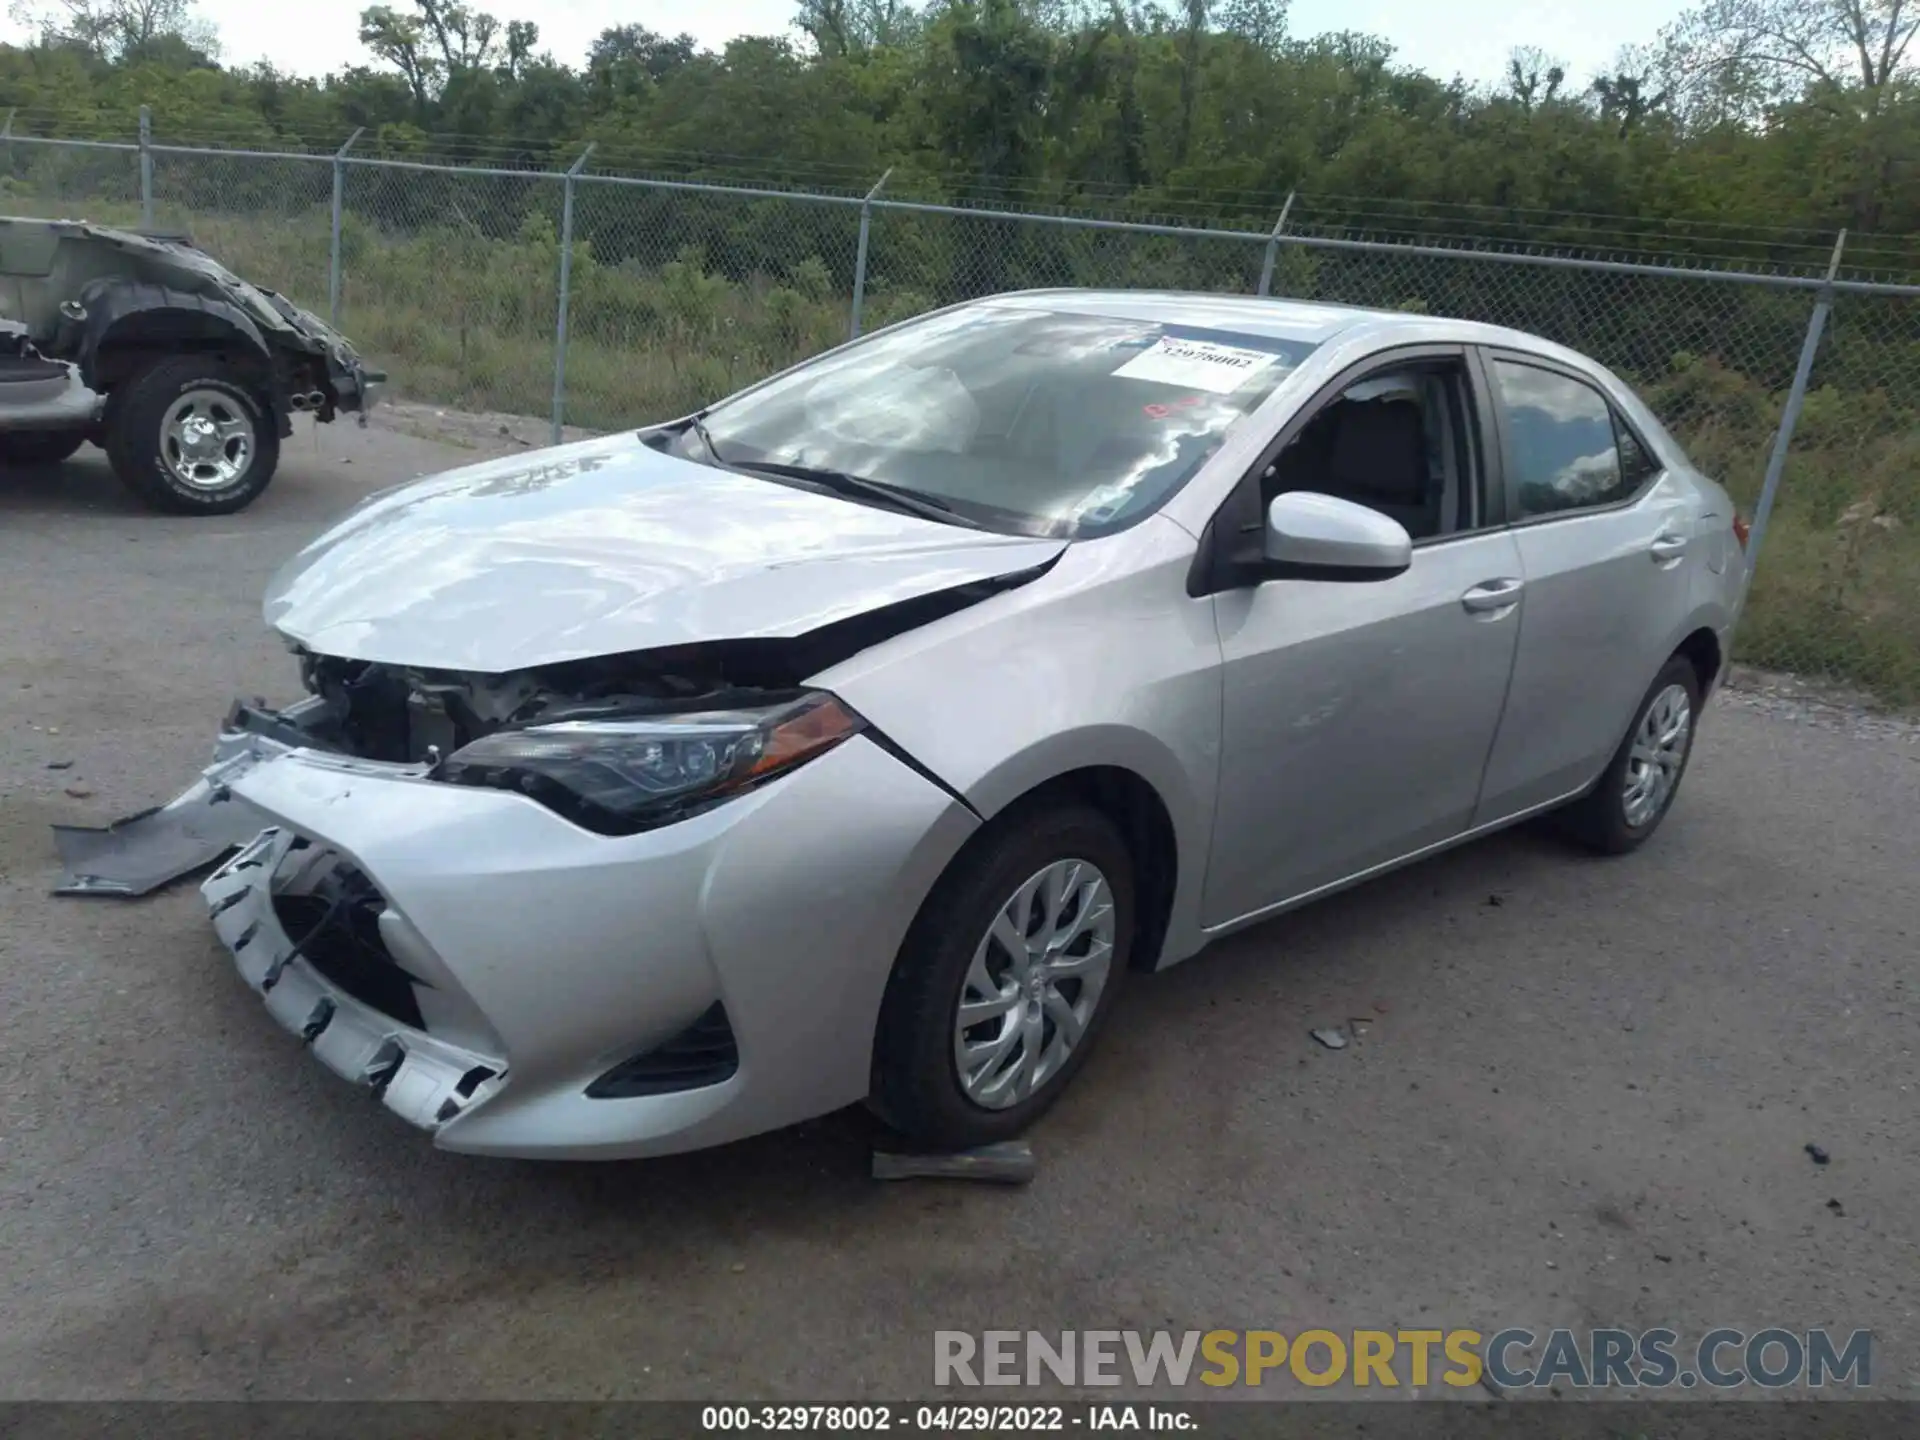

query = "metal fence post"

[
  {"left": 1744, "top": 230, "right": 1848, "bottom": 579},
  {"left": 328, "top": 127, "right": 363, "bottom": 330},
  {"left": 849, "top": 167, "right": 893, "bottom": 342},
  {"left": 1256, "top": 191, "right": 1296, "bottom": 297},
  {"left": 551, "top": 143, "right": 596, "bottom": 446},
  {"left": 137, "top": 106, "right": 153, "bottom": 230}
]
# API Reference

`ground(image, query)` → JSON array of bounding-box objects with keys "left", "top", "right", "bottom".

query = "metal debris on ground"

[
  {"left": 46, "top": 759, "right": 72, "bottom": 770},
  {"left": 872, "top": 1140, "right": 1036, "bottom": 1185},
  {"left": 1827, "top": 1198, "right": 1845, "bottom": 1215},
  {"left": 1310, "top": 1027, "right": 1349, "bottom": 1051},
  {"left": 1806, "top": 1143, "right": 1831, "bottom": 1166}
]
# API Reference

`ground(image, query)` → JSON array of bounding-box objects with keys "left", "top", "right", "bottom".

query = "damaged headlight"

[{"left": 433, "top": 692, "right": 865, "bottom": 835}]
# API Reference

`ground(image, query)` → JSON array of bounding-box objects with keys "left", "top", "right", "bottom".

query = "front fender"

[{"left": 822, "top": 520, "right": 1225, "bottom": 971}]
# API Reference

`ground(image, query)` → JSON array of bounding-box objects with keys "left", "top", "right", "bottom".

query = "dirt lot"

[{"left": 1, "top": 415, "right": 1916, "bottom": 1401}]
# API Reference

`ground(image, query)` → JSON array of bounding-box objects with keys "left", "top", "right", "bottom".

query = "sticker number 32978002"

[{"left": 1111, "top": 336, "right": 1279, "bottom": 394}]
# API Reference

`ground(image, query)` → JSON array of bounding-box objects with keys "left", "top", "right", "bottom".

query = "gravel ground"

[{"left": 1, "top": 417, "right": 1915, "bottom": 1402}]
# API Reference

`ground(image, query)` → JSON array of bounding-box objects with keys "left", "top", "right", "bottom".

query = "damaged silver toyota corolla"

[{"left": 71, "top": 290, "right": 1744, "bottom": 1158}]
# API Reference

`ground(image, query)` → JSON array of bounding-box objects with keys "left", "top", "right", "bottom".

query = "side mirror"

[{"left": 1264, "top": 492, "right": 1413, "bottom": 581}]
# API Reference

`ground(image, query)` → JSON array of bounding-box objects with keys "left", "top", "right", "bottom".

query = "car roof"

[
  {"left": 983, "top": 287, "right": 1592, "bottom": 367},
  {"left": 985, "top": 288, "right": 1380, "bottom": 341}
]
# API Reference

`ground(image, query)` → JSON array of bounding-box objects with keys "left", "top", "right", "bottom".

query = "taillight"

[{"left": 1732, "top": 514, "right": 1751, "bottom": 550}]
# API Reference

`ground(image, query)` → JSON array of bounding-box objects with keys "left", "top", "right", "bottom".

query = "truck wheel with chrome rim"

[
  {"left": 870, "top": 801, "right": 1135, "bottom": 1151},
  {"left": 1559, "top": 654, "right": 1702, "bottom": 854},
  {"left": 105, "top": 355, "right": 280, "bottom": 514}
]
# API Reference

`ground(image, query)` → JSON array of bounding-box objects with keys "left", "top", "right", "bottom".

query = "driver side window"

[{"left": 1258, "top": 360, "right": 1479, "bottom": 541}]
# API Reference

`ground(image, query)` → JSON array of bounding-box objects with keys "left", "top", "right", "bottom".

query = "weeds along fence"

[{"left": 3, "top": 119, "right": 1918, "bottom": 709}]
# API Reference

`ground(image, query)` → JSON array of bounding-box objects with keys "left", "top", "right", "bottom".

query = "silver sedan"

[{"left": 184, "top": 290, "right": 1747, "bottom": 1158}]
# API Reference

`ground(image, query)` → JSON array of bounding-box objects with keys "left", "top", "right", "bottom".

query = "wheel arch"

[
  {"left": 914, "top": 718, "right": 1215, "bottom": 975},
  {"left": 1672, "top": 624, "right": 1724, "bottom": 696},
  {"left": 68, "top": 281, "right": 276, "bottom": 398},
  {"left": 922, "top": 725, "right": 1205, "bottom": 976},
  {"left": 975, "top": 765, "right": 1181, "bottom": 975}
]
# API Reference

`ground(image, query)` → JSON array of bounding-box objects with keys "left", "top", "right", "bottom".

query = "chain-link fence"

[{"left": 3, "top": 121, "right": 1917, "bottom": 709}]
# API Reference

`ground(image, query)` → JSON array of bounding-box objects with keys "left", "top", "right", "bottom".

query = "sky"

[{"left": 1, "top": 0, "right": 1689, "bottom": 88}]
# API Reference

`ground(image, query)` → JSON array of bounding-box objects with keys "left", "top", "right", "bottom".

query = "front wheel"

[
  {"left": 105, "top": 356, "right": 280, "bottom": 514},
  {"left": 0, "top": 429, "right": 86, "bottom": 467},
  {"left": 870, "top": 802, "right": 1134, "bottom": 1151},
  {"left": 1558, "top": 655, "right": 1702, "bottom": 854}
]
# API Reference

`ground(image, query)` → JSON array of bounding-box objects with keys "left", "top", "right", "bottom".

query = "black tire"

[
  {"left": 105, "top": 356, "right": 280, "bottom": 515},
  {"left": 870, "top": 801, "right": 1135, "bottom": 1151},
  {"left": 1558, "top": 654, "right": 1703, "bottom": 855},
  {"left": 0, "top": 429, "right": 86, "bottom": 466}
]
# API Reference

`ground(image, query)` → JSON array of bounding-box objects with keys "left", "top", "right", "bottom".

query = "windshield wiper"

[{"left": 723, "top": 459, "right": 983, "bottom": 530}]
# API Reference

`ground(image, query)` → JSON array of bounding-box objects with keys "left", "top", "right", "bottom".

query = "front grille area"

[
  {"left": 587, "top": 1002, "right": 739, "bottom": 1099},
  {"left": 272, "top": 863, "right": 426, "bottom": 1032}
]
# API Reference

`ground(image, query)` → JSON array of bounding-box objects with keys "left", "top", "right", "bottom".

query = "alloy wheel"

[
  {"left": 1622, "top": 682, "right": 1692, "bottom": 828},
  {"left": 953, "top": 857, "right": 1116, "bottom": 1109}
]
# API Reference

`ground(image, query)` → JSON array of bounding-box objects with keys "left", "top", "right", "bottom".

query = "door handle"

[
  {"left": 1649, "top": 533, "right": 1688, "bottom": 562},
  {"left": 1461, "top": 578, "right": 1524, "bottom": 615}
]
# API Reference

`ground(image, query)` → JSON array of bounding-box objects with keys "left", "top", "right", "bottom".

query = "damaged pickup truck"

[
  {"left": 57, "top": 290, "right": 1738, "bottom": 1158},
  {"left": 0, "top": 215, "right": 383, "bottom": 512}
]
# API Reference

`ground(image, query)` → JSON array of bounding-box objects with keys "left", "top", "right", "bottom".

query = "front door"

[{"left": 1200, "top": 352, "right": 1524, "bottom": 928}]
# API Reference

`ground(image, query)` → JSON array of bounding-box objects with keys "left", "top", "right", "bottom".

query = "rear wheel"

[
  {"left": 870, "top": 802, "right": 1134, "bottom": 1151},
  {"left": 0, "top": 429, "right": 86, "bottom": 466},
  {"left": 105, "top": 356, "right": 279, "bottom": 514},
  {"left": 1558, "top": 655, "right": 1701, "bottom": 854}
]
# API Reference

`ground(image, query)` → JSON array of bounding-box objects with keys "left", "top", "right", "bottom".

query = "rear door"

[{"left": 1471, "top": 350, "right": 1696, "bottom": 824}]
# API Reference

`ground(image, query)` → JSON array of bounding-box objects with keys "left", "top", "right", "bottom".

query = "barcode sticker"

[{"left": 1112, "top": 336, "right": 1279, "bottom": 393}]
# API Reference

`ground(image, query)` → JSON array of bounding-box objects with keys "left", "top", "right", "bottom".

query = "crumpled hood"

[{"left": 264, "top": 432, "right": 1065, "bottom": 672}]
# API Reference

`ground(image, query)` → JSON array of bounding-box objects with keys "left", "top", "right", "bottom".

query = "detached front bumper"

[{"left": 197, "top": 731, "right": 976, "bottom": 1159}]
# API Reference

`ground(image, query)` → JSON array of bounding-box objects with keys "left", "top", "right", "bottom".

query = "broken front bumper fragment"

[
  {"left": 202, "top": 828, "right": 506, "bottom": 1131},
  {"left": 51, "top": 701, "right": 334, "bottom": 897}
]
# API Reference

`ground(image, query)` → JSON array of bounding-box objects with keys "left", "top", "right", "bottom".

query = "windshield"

[{"left": 690, "top": 303, "right": 1319, "bottom": 538}]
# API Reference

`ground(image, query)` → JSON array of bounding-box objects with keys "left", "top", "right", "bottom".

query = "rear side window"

[{"left": 1493, "top": 360, "right": 1637, "bottom": 519}]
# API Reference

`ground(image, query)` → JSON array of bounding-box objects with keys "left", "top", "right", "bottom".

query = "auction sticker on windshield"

[{"left": 1112, "top": 336, "right": 1279, "bottom": 393}]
